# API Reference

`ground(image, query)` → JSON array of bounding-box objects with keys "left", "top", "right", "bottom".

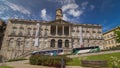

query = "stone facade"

[
  {"left": 1, "top": 9, "right": 104, "bottom": 59},
  {"left": 103, "top": 26, "right": 120, "bottom": 49}
]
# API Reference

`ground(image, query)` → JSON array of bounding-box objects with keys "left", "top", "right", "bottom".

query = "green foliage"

[
  {"left": 110, "top": 56, "right": 120, "bottom": 68},
  {"left": 29, "top": 55, "right": 72, "bottom": 67},
  {"left": 0, "top": 66, "right": 13, "bottom": 68},
  {"left": 67, "top": 58, "right": 80, "bottom": 66},
  {"left": 8, "top": 58, "right": 27, "bottom": 62},
  {"left": 114, "top": 26, "right": 120, "bottom": 43},
  {"left": 67, "top": 52, "right": 120, "bottom": 67}
]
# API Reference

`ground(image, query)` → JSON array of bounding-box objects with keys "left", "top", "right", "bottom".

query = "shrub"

[
  {"left": 29, "top": 55, "right": 72, "bottom": 67},
  {"left": 8, "top": 58, "right": 27, "bottom": 62},
  {"left": 110, "top": 56, "right": 120, "bottom": 68},
  {"left": 0, "top": 55, "right": 3, "bottom": 62},
  {"left": 0, "top": 66, "right": 13, "bottom": 68}
]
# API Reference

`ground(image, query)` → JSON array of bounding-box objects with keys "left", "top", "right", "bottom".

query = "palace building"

[
  {"left": 103, "top": 26, "right": 120, "bottom": 49},
  {"left": 1, "top": 9, "right": 104, "bottom": 59}
]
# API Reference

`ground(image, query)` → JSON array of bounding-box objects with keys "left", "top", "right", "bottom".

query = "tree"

[{"left": 114, "top": 26, "right": 120, "bottom": 43}]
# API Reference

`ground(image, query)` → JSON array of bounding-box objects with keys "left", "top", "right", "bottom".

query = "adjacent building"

[
  {"left": 0, "top": 20, "right": 6, "bottom": 50},
  {"left": 103, "top": 26, "right": 120, "bottom": 49},
  {"left": 1, "top": 9, "right": 104, "bottom": 59}
]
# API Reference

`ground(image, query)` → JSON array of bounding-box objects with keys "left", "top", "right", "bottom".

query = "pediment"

[{"left": 47, "top": 19, "right": 73, "bottom": 25}]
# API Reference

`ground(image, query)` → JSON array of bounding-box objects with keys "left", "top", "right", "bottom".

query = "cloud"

[
  {"left": 48, "top": 0, "right": 75, "bottom": 5},
  {"left": 41, "top": 9, "right": 46, "bottom": 18},
  {"left": 4, "top": 1, "right": 31, "bottom": 15},
  {"left": 62, "top": 3, "right": 78, "bottom": 12},
  {"left": 63, "top": 14, "right": 79, "bottom": 23},
  {"left": 61, "top": 3, "right": 82, "bottom": 17},
  {"left": 81, "top": 1, "right": 88, "bottom": 9},
  {"left": 90, "top": 5, "right": 95, "bottom": 10},
  {"left": 1, "top": 16, "right": 10, "bottom": 20},
  {"left": 63, "top": 14, "right": 69, "bottom": 21},
  {"left": 67, "top": 9, "right": 83, "bottom": 17},
  {"left": 61, "top": 3, "right": 83, "bottom": 20},
  {"left": 0, "top": 4, "right": 9, "bottom": 14},
  {"left": 61, "top": 1, "right": 94, "bottom": 22},
  {"left": 41, "top": 8, "right": 51, "bottom": 21}
]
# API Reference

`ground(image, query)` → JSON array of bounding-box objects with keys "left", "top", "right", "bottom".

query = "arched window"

[
  {"left": 25, "top": 41, "right": 29, "bottom": 47},
  {"left": 58, "top": 39, "right": 62, "bottom": 48},
  {"left": 27, "top": 28, "right": 31, "bottom": 36},
  {"left": 65, "top": 40, "right": 69, "bottom": 48},
  {"left": 33, "top": 28, "right": 36, "bottom": 36},
  {"left": 9, "top": 38, "right": 14, "bottom": 48},
  {"left": 44, "top": 30, "right": 48, "bottom": 37},
  {"left": 11, "top": 27, "right": 17, "bottom": 35},
  {"left": 25, "top": 39, "right": 30, "bottom": 47},
  {"left": 51, "top": 39, "right": 55, "bottom": 47},
  {"left": 32, "top": 41, "right": 35, "bottom": 46},
  {"left": 19, "top": 27, "right": 24, "bottom": 36},
  {"left": 16, "top": 38, "right": 21, "bottom": 48}
]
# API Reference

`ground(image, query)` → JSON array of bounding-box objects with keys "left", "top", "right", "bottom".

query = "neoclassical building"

[
  {"left": 103, "top": 26, "right": 120, "bottom": 49},
  {"left": 1, "top": 9, "right": 103, "bottom": 59},
  {"left": 0, "top": 20, "right": 6, "bottom": 50}
]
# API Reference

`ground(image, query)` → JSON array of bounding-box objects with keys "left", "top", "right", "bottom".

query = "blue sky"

[{"left": 0, "top": 0, "right": 120, "bottom": 32}]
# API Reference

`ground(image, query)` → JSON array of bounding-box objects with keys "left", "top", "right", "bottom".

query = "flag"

[
  {"left": 79, "top": 27, "right": 84, "bottom": 48},
  {"left": 34, "top": 23, "right": 40, "bottom": 47}
]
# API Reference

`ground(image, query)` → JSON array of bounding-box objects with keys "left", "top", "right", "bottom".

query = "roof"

[
  {"left": 8, "top": 18, "right": 102, "bottom": 28},
  {"left": 103, "top": 26, "right": 120, "bottom": 35},
  {"left": 9, "top": 18, "right": 48, "bottom": 24}
]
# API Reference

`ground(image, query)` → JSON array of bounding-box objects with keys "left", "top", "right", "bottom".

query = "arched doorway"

[{"left": 58, "top": 39, "right": 62, "bottom": 48}]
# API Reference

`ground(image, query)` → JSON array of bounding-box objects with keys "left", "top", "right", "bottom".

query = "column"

[
  {"left": 56, "top": 26, "right": 58, "bottom": 36},
  {"left": 62, "top": 26, "right": 64, "bottom": 35},
  {"left": 69, "top": 41, "right": 71, "bottom": 48},
  {"left": 55, "top": 40, "right": 58, "bottom": 48},
  {"left": 69, "top": 26, "right": 70, "bottom": 36},
  {"left": 62, "top": 40, "right": 64, "bottom": 48}
]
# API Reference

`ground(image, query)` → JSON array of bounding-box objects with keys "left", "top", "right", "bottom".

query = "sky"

[{"left": 0, "top": 0, "right": 120, "bottom": 32}]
